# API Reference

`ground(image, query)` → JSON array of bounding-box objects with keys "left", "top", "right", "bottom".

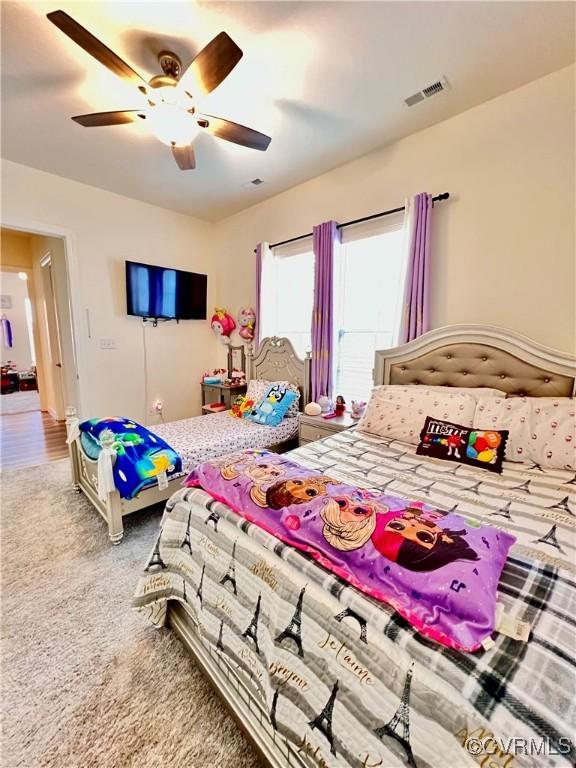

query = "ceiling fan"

[{"left": 47, "top": 10, "right": 271, "bottom": 170}]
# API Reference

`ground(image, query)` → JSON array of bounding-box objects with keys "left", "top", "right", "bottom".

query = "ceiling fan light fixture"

[
  {"left": 46, "top": 12, "right": 270, "bottom": 170},
  {"left": 146, "top": 104, "right": 199, "bottom": 146}
]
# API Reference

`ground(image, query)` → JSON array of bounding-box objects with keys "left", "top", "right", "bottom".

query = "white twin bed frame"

[{"left": 66, "top": 336, "right": 311, "bottom": 544}]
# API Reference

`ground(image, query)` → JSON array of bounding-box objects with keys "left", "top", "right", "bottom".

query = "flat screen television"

[{"left": 126, "top": 260, "right": 207, "bottom": 321}]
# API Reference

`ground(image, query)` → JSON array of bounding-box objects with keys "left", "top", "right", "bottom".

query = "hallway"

[{"left": 0, "top": 410, "right": 68, "bottom": 471}]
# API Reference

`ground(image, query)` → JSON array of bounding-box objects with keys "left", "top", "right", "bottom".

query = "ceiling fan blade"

[
  {"left": 72, "top": 110, "right": 144, "bottom": 127},
  {"left": 179, "top": 32, "right": 242, "bottom": 96},
  {"left": 199, "top": 115, "right": 271, "bottom": 151},
  {"left": 172, "top": 144, "right": 196, "bottom": 170},
  {"left": 47, "top": 10, "right": 148, "bottom": 93}
]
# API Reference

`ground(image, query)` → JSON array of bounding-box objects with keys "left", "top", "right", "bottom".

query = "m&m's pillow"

[{"left": 416, "top": 417, "right": 508, "bottom": 473}]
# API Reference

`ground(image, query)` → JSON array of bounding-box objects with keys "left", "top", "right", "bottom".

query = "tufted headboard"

[
  {"left": 247, "top": 336, "right": 311, "bottom": 408},
  {"left": 374, "top": 325, "right": 575, "bottom": 397}
]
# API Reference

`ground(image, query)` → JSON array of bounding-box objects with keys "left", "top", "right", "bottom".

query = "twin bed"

[
  {"left": 132, "top": 325, "right": 575, "bottom": 768},
  {"left": 66, "top": 336, "right": 310, "bottom": 543}
]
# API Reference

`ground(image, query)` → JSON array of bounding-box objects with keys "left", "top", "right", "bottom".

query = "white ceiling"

[{"left": 2, "top": 1, "right": 574, "bottom": 221}]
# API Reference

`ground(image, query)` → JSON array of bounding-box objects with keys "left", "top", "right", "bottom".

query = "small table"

[
  {"left": 299, "top": 411, "right": 356, "bottom": 446},
  {"left": 201, "top": 382, "right": 247, "bottom": 414}
]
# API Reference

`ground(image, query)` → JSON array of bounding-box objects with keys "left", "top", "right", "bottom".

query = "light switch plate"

[{"left": 99, "top": 337, "right": 117, "bottom": 350}]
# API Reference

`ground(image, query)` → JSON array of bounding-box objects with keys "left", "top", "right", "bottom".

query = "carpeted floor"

[{"left": 0, "top": 459, "right": 261, "bottom": 768}]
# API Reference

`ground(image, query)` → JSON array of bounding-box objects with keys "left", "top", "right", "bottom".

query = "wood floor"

[{"left": 0, "top": 410, "right": 68, "bottom": 471}]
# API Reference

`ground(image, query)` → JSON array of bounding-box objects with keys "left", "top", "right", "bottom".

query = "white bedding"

[{"left": 151, "top": 411, "right": 299, "bottom": 474}]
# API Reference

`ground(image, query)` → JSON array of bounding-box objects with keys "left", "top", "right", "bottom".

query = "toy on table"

[
  {"left": 203, "top": 402, "right": 228, "bottom": 413},
  {"left": 202, "top": 368, "right": 227, "bottom": 384},
  {"left": 230, "top": 368, "right": 247, "bottom": 386},
  {"left": 318, "top": 396, "right": 332, "bottom": 414},
  {"left": 237, "top": 307, "right": 256, "bottom": 341},
  {"left": 211, "top": 308, "right": 236, "bottom": 344},
  {"left": 334, "top": 395, "right": 346, "bottom": 416},
  {"left": 350, "top": 400, "right": 367, "bottom": 420}
]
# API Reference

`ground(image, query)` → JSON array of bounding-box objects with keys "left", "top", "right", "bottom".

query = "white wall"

[
  {"left": 2, "top": 65, "right": 573, "bottom": 424},
  {"left": 1, "top": 160, "right": 217, "bottom": 423},
  {"left": 214, "top": 65, "right": 575, "bottom": 355},
  {"left": 0, "top": 270, "right": 33, "bottom": 370}
]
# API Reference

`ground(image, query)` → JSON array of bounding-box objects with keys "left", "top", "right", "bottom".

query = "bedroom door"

[{"left": 39, "top": 253, "right": 66, "bottom": 420}]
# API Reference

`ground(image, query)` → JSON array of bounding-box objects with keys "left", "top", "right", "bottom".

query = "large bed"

[
  {"left": 66, "top": 336, "right": 310, "bottom": 543},
  {"left": 133, "top": 325, "right": 575, "bottom": 768}
]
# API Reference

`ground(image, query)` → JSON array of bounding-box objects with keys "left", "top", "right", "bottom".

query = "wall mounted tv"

[{"left": 126, "top": 260, "right": 207, "bottom": 322}]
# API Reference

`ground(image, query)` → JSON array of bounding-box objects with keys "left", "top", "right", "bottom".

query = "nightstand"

[
  {"left": 298, "top": 412, "right": 356, "bottom": 446},
  {"left": 201, "top": 382, "right": 247, "bottom": 414}
]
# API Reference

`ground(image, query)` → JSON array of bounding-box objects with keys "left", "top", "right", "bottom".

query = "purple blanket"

[{"left": 185, "top": 449, "right": 515, "bottom": 651}]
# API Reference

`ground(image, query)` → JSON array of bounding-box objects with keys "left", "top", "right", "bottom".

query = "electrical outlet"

[
  {"left": 153, "top": 400, "right": 163, "bottom": 414},
  {"left": 99, "top": 337, "right": 117, "bottom": 350}
]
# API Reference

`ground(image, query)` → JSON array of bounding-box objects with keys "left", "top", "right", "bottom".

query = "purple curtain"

[
  {"left": 255, "top": 242, "right": 264, "bottom": 347},
  {"left": 311, "top": 221, "right": 339, "bottom": 400},
  {"left": 398, "top": 193, "right": 433, "bottom": 343}
]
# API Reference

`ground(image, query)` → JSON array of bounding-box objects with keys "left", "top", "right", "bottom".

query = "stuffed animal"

[
  {"left": 246, "top": 383, "right": 298, "bottom": 427},
  {"left": 237, "top": 307, "right": 256, "bottom": 341},
  {"left": 211, "top": 308, "right": 236, "bottom": 344},
  {"left": 350, "top": 400, "right": 366, "bottom": 420},
  {"left": 230, "top": 395, "right": 254, "bottom": 418}
]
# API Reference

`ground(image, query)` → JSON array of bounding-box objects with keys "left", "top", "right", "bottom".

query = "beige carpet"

[{"left": 0, "top": 460, "right": 261, "bottom": 768}]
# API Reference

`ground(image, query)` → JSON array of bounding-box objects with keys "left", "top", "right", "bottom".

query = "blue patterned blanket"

[{"left": 79, "top": 417, "right": 182, "bottom": 499}]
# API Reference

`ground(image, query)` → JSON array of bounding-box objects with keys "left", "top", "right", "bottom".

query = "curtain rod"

[{"left": 256, "top": 192, "right": 449, "bottom": 252}]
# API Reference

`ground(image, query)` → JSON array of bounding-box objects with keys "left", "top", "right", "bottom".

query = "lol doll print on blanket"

[{"left": 186, "top": 450, "right": 515, "bottom": 651}]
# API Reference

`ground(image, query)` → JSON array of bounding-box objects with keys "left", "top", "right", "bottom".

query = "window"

[
  {"left": 259, "top": 238, "right": 314, "bottom": 359},
  {"left": 259, "top": 216, "right": 406, "bottom": 398},
  {"left": 333, "top": 216, "right": 406, "bottom": 402}
]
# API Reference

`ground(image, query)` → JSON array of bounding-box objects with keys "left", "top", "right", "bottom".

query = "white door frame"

[{"left": 0, "top": 217, "right": 85, "bottom": 417}]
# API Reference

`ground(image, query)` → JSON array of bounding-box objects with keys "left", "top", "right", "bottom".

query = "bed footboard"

[
  {"left": 65, "top": 408, "right": 176, "bottom": 544},
  {"left": 168, "top": 602, "right": 305, "bottom": 768}
]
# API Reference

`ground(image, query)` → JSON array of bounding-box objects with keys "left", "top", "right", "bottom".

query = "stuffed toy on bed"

[
  {"left": 245, "top": 383, "right": 298, "bottom": 427},
  {"left": 230, "top": 395, "right": 255, "bottom": 418}
]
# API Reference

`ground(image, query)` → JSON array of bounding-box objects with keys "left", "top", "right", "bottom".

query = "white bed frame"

[
  {"left": 164, "top": 324, "right": 575, "bottom": 768},
  {"left": 66, "top": 336, "right": 311, "bottom": 544}
]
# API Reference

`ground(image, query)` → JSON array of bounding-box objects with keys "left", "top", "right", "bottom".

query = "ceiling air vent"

[
  {"left": 241, "top": 178, "right": 265, "bottom": 191},
  {"left": 404, "top": 76, "right": 450, "bottom": 107}
]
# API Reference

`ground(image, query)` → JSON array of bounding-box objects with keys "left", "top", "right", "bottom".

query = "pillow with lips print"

[{"left": 474, "top": 397, "right": 575, "bottom": 470}]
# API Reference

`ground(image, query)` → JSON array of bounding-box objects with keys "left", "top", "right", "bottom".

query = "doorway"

[
  {"left": 0, "top": 227, "right": 77, "bottom": 469},
  {"left": 0, "top": 265, "right": 39, "bottom": 414}
]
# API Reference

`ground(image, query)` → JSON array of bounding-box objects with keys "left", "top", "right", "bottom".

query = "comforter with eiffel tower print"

[{"left": 133, "top": 428, "right": 575, "bottom": 768}]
